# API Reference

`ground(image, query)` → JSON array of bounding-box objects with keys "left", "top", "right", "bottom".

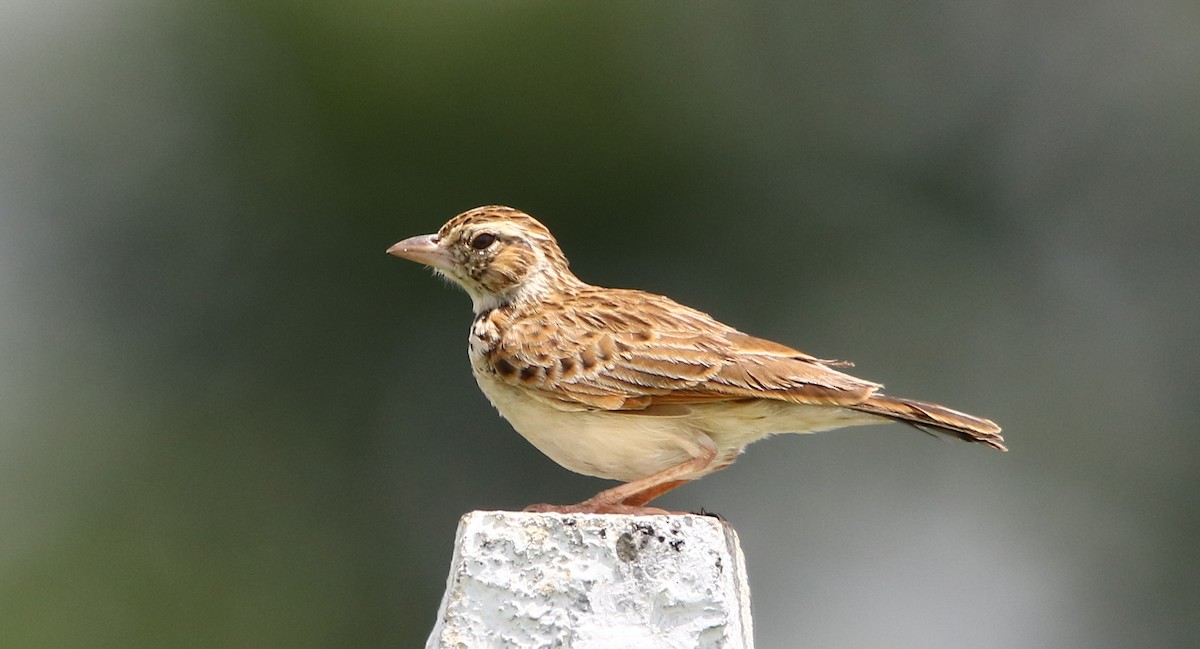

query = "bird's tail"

[{"left": 853, "top": 395, "right": 1006, "bottom": 451}]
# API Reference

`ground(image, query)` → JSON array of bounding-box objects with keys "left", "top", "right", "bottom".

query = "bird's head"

[{"left": 388, "top": 206, "right": 581, "bottom": 312}]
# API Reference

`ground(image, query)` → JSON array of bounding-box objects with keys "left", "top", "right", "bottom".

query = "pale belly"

[{"left": 473, "top": 370, "right": 884, "bottom": 482}]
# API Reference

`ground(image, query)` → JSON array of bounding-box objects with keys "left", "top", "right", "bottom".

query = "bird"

[{"left": 388, "top": 206, "right": 1004, "bottom": 514}]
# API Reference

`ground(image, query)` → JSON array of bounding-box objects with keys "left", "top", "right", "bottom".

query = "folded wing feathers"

[{"left": 496, "top": 291, "right": 888, "bottom": 411}]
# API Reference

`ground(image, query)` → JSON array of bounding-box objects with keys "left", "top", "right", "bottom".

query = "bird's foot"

[
  {"left": 523, "top": 500, "right": 672, "bottom": 516},
  {"left": 692, "top": 507, "right": 726, "bottom": 521}
]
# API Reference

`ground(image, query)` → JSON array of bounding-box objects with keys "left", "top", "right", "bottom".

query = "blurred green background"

[{"left": 2, "top": 1, "right": 1198, "bottom": 647}]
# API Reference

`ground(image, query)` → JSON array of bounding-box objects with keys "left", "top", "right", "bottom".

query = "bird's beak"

[{"left": 387, "top": 234, "right": 452, "bottom": 271}]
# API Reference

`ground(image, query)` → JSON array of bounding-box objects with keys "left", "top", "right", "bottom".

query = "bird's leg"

[
  {"left": 525, "top": 448, "right": 717, "bottom": 515},
  {"left": 619, "top": 457, "right": 735, "bottom": 507},
  {"left": 617, "top": 480, "right": 688, "bottom": 507}
]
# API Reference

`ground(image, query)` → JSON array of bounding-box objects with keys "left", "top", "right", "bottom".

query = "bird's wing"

[{"left": 485, "top": 289, "right": 881, "bottom": 411}]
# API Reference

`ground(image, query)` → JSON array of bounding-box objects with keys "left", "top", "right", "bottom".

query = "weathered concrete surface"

[{"left": 426, "top": 511, "right": 754, "bottom": 649}]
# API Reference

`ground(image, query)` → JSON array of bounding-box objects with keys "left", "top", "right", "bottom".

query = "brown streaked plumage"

[{"left": 388, "top": 205, "right": 1004, "bottom": 514}]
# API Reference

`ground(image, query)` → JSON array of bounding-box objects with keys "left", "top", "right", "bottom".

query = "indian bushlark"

[{"left": 388, "top": 206, "right": 1003, "bottom": 514}]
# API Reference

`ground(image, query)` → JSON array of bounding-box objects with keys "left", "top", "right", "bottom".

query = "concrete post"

[{"left": 425, "top": 511, "right": 754, "bottom": 649}]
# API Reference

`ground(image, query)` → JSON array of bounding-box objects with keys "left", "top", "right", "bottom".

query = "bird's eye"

[{"left": 470, "top": 233, "right": 497, "bottom": 250}]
